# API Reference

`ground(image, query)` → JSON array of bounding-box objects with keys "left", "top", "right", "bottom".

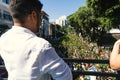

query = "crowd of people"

[
  {"left": 72, "top": 62, "right": 116, "bottom": 80},
  {"left": 67, "top": 46, "right": 117, "bottom": 80}
]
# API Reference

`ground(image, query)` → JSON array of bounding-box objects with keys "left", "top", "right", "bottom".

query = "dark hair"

[{"left": 10, "top": 0, "right": 43, "bottom": 23}]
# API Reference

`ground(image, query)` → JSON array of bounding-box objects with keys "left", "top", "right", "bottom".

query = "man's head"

[{"left": 10, "top": 0, "right": 43, "bottom": 32}]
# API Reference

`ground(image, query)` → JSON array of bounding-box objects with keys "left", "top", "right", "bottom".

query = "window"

[
  {"left": 3, "top": 11, "right": 10, "bottom": 20},
  {"left": 2, "top": 0, "right": 10, "bottom": 4},
  {"left": 2, "top": 0, "right": 6, "bottom": 3},
  {"left": 0, "top": 10, "right": 1, "bottom": 19}
]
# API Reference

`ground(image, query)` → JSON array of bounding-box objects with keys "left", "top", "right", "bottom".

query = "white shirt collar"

[{"left": 11, "top": 26, "right": 36, "bottom": 36}]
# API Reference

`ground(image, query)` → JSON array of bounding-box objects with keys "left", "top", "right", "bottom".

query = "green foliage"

[
  {"left": 60, "top": 27, "right": 96, "bottom": 58},
  {"left": 86, "top": 0, "right": 120, "bottom": 27},
  {"left": 68, "top": 7, "right": 98, "bottom": 39},
  {"left": 67, "top": 0, "right": 120, "bottom": 42},
  {"left": 67, "top": 14, "right": 78, "bottom": 28},
  {"left": 86, "top": 0, "right": 120, "bottom": 17}
]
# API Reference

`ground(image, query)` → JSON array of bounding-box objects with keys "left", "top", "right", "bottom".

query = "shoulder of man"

[{"left": 33, "top": 36, "right": 52, "bottom": 49}]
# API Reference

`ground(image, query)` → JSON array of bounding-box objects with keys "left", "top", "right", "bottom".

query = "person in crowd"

[
  {"left": 0, "top": 0, "right": 72, "bottom": 80},
  {"left": 87, "top": 64, "right": 98, "bottom": 80}
]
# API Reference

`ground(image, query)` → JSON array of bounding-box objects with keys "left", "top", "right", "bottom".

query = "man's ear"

[{"left": 31, "top": 11, "right": 37, "bottom": 23}]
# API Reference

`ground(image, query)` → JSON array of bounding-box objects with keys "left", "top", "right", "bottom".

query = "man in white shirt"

[{"left": 0, "top": 0, "right": 72, "bottom": 80}]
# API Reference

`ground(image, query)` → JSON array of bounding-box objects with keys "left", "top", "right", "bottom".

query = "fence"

[
  {"left": 0, "top": 58, "right": 119, "bottom": 80},
  {"left": 63, "top": 58, "right": 120, "bottom": 80}
]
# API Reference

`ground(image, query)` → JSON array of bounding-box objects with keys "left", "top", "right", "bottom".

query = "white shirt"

[
  {"left": 0, "top": 26, "right": 73, "bottom": 80},
  {"left": 88, "top": 65, "right": 97, "bottom": 80}
]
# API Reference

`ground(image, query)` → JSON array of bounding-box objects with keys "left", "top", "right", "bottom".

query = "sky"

[{"left": 40, "top": 0, "right": 86, "bottom": 22}]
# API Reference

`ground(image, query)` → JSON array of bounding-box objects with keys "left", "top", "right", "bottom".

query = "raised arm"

[{"left": 110, "top": 40, "right": 120, "bottom": 70}]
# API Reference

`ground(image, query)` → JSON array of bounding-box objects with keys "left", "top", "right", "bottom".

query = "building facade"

[
  {"left": 1, "top": 0, "right": 10, "bottom": 4},
  {"left": 55, "top": 16, "right": 68, "bottom": 27},
  {"left": 39, "top": 11, "right": 49, "bottom": 38},
  {"left": 0, "top": 0, "right": 13, "bottom": 36},
  {"left": 0, "top": 0, "right": 13, "bottom": 27}
]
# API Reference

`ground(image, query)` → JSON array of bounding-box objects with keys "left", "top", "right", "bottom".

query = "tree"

[
  {"left": 68, "top": 6, "right": 100, "bottom": 41},
  {"left": 67, "top": 13, "right": 79, "bottom": 33},
  {"left": 86, "top": 0, "right": 120, "bottom": 27},
  {"left": 86, "top": 0, "right": 120, "bottom": 17},
  {"left": 68, "top": 0, "right": 120, "bottom": 42}
]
